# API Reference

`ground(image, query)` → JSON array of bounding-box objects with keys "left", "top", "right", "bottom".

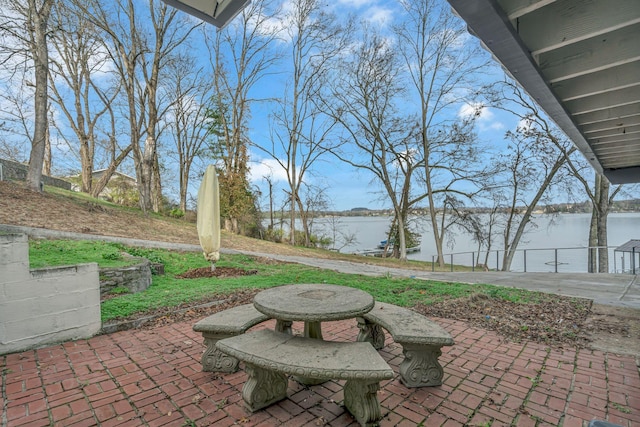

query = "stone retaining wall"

[{"left": 99, "top": 259, "right": 152, "bottom": 297}]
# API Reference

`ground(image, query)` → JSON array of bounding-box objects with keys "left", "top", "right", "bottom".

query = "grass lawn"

[{"left": 29, "top": 239, "right": 548, "bottom": 323}]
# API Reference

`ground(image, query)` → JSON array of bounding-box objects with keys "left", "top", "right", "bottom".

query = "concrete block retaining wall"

[
  {"left": 0, "top": 234, "right": 101, "bottom": 355},
  {"left": 0, "top": 158, "right": 71, "bottom": 190}
]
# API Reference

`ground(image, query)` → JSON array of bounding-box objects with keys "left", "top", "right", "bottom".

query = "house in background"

[{"left": 68, "top": 169, "right": 139, "bottom": 206}]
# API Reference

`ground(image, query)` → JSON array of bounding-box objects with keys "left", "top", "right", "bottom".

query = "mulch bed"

[{"left": 176, "top": 266, "right": 258, "bottom": 279}]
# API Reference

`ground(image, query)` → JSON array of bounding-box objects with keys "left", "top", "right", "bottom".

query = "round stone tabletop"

[{"left": 253, "top": 284, "right": 374, "bottom": 322}]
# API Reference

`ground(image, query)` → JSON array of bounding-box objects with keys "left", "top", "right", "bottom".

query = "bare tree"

[
  {"left": 324, "top": 215, "right": 358, "bottom": 253},
  {"left": 89, "top": 94, "right": 135, "bottom": 199},
  {"left": 205, "top": 0, "right": 281, "bottom": 234},
  {"left": 558, "top": 147, "right": 623, "bottom": 273},
  {"left": 264, "top": 0, "right": 348, "bottom": 246},
  {"left": 0, "top": 70, "right": 35, "bottom": 161},
  {"left": 490, "top": 83, "right": 576, "bottom": 271},
  {"left": 164, "top": 54, "right": 214, "bottom": 213},
  {"left": 495, "top": 133, "right": 572, "bottom": 271},
  {"left": 0, "top": 0, "right": 54, "bottom": 191},
  {"left": 495, "top": 81, "right": 628, "bottom": 273},
  {"left": 323, "top": 27, "right": 422, "bottom": 260},
  {"left": 395, "top": 0, "right": 491, "bottom": 266},
  {"left": 83, "top": 0, "right": 197, "bottom": 213},
  {"left": 585, "top": 174, "right": 620, "bottom": 273},
  {"left": 48, "top": 1, "right": 121, "bottom": 194}
]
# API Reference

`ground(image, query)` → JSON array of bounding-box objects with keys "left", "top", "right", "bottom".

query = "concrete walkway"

[
  {"left": 1, "top": 224, "right": 638, "bottom": 309},
  {"left": 237, "top": 252, "right": 640, "bottom": 310}
]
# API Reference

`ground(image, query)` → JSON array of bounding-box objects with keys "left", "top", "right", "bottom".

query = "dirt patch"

[
  {"left": 585, "top": 304, "right": 640, "bottom": 356},
  {"left": 0, "top": 181, "right": 329, "bottom": 256},
  {"left": 176, "top": 266, "right": 258, "bottom": 279}
]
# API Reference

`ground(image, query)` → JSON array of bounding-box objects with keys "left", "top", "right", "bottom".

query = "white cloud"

[
  {"left": 362, "top": 6, "right": 394, "bottom": 26},
  {"left": 458, "top": 102, "right": 494, "bottom": 121},
  {"left": 487, "top": 121, "right": 505, "bottom": 131},
  {"left": 248, "top": 157, "right": 289, "bottom": 183},
  {"left": 517, "top": 117, "right": 535, "bottom": 133},
  {"left": 336, "top": 0, "right": 376, "bottom": 8},
  {"left": 458, "top": 103, "right": 507, "bottom": 133}
]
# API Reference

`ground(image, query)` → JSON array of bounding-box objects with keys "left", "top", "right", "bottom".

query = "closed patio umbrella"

[{"left": 197, "top": 165, "right": 221, "bottom": 270}]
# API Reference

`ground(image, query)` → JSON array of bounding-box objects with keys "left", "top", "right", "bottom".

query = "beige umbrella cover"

[{"left": 197, "top": 165, "right": 221, "bottom": 267}]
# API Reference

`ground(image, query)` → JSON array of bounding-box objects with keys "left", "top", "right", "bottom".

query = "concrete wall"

[
  {"left": 0, "top": 158, "right": 72, "bottom": 190},
  {"left": 0, "top": 234, "right": 101, "bottom": 355}
]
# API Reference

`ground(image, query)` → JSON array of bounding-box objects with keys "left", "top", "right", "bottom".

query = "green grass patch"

[
  {"left": 28, "top": 239, "right": 553, "bottom": 323},
  {"left": 29, "top": 239, "right": 138, "bottom": 269}
]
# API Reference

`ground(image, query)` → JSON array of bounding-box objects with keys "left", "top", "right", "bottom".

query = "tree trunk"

[
  {"left": 397, "top": 215, "right": 407, "bottom": 261},
  {"left": 43, "top": 122, "right": 51, "bottom": 176},
  {"left": 138, "top": 136, "right": 155, "bottom": 213},
  {"left": 80, "top": 141, "right": 93, "bottom": 193},
  {"left": 424, "top": 161, "right": 445, "bottom": 267},
  {"left": 179, "top": 168, "right": 188, "bottom": 213},
  {"left": 597, "top": 209, "right": 609, "bottom": 273},
  {"left": 587, "top": 209, "right": 598, "bottom": 273},
  {"left": 595, "top": 175, "right": 610, "bottom": 273},
  {"left": 26, "top": 0, "right": 53, "bottom": 192},
  {"left": 501, "top": 153, "right": 567, "bottom": 271},
  {"left": 152, "top": 152, "right": 162, "bottom": 213},
  {"left": 296, "top": 197, "right": 311, "bottom": 247}
]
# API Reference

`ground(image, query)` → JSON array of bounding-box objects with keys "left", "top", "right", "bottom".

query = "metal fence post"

[
  {"left": 450, "top": 254, "right": 453, "bottom": 272},
  {"left": 432, "top": 255, "right": 435, "bottom": 272},
  {"left": 472, "top": 252, "right": 475, "bottom": 272},
  {"left": 555, "top": 249, "right": 558, "bottom": 273},
  {"left": 523, "top": 250, "right": 527, "bottom": 272}
]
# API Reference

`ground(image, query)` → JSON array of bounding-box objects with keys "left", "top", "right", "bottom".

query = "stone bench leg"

[
  {"left": 356, "top": 317, "right": 385, "bottom": 350},
  {"left": 398, "top": 343, "right": 444, "bottom": 387},
  {"left": 202, "top": 332, "right": 240, "bottom": 373},
  {"left": 275, "top": 319, "right": 293, "bottom": 335},
  {"left": 344, "top": 379, "right": 384, "bottom": 426},
  {"left": 242, "top": 364, "right": 288, "bottom": 412}
]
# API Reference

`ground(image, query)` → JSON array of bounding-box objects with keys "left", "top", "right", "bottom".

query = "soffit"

[{"left": 447, "top": 0, "right": 640, "bottom": 184}]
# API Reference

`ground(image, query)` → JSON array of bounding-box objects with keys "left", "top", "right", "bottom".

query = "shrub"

[
  {"left": 264, "top": 228, "right": 284, "bottom": 243},
  {"left": 169, "top": 208, "right": 184, "bottom": 219}
]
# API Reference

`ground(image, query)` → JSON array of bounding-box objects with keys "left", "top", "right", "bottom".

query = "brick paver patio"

[{"left": 1, "top": 317, "right": 638, "bottom": 426}]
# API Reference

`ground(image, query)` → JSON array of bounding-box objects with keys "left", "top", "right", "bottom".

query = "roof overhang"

[
  {"left": 447, "top": 0, "right": 640, "bottom": 184},
  {"left": 161, "top": 0, "right": 250, "bottom": 29}
]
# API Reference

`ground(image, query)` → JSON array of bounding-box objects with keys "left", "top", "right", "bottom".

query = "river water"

[{"left": 304, "top": 213, "right": 640, "bottom": 273}]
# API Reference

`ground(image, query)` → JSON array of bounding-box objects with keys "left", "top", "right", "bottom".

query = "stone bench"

[
  {"left": 356, "top": 301, "right": 454, "bottom": 387},
  {"left": 193, "top": 304, "right": 269, "bottom": 372},
  {"left": 216, "top": 329, "right": 394, "bottom": 427}
]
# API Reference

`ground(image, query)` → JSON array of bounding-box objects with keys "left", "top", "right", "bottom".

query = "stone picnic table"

[
  {"left": 252, "top": 283, "right": 375, "bottom": 340},
  {"left": 195, "top": 284, "right": 453, "bottom": 426},
  {"left": 252, "top": 283, "right": 376, "bottom": 385}
]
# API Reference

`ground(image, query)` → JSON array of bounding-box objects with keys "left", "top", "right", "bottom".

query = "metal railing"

[{"left": 431, "top": 246, "right": 637, "bottom": 274}]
